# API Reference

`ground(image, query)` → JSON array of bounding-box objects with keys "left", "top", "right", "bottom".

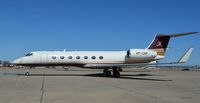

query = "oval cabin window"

[
  {"left": 91, "top": 56, "right": 96, "bottom": 59},
  {"left": 76, "top": 56, "right": 80, "bottom": 59},
  {"left": 60, "top": 56, "right": 65, "bottom": 59},
  {"left": 52, "top": 56, "right": 56, "bottom": 59},
  {"left": 99, "top": 56, "right": 104, "bottom": 59},
  {"left": 84, "top": 56, "right": 88, "bottom": 59},
  {"left": 68, "top": 56, "right": 72, "bottom": 59}
]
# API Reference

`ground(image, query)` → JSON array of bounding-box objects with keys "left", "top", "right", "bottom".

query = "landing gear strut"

[
  {"left": 112, "top": 68, "right": 120, "bottom": 77},
  {"left": 25, "top": 67, "right": 32, "bottom": 76},
  {"left": 63, "top": 66, "right": 69, "bottom": 71},
  {"left": 103, "top": 69, "right": 111, "bottom": 77},
  {"left": 103, "top": 68, "right": 121, "bottom": 77},
  {"left": 25, "top": 71, "right": 30, "bottom": 76}
]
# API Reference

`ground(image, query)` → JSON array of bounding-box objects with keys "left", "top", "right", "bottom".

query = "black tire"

[
  {"left": 103, "top": 69, "right": 111, "bottom": 77},
  {"left": 25, "top": 72, "right": 30, "bottom": 76},
  {"left": 113, "top": 69, "right": 120, "bottom": 77},
  {"left": 118, "top": 68, "right": 123, "bottom": 72},
  {"left": 107, "top": 71, "right": 111, "bottom": 77},
  {"left": 113, "top": 72, "right": 120, "bottom": 77}
]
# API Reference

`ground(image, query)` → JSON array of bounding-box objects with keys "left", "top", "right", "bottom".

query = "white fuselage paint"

[{"left": 13, "top": 49, "right": 163, "bottom": 67}]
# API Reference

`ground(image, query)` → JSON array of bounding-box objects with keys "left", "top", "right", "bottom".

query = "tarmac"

[{"left": 0, "top": 67, "right": 200, "bottom": 103}]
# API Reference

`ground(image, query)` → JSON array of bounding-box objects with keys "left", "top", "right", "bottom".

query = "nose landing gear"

[
  {"left": 25, "top": 67, "right": 33, "bottom": 76},
  {"left": 25, "top": 71, "right": 30, "bottom": 76}
]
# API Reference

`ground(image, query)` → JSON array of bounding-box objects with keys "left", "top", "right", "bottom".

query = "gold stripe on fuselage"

[{"left": 150, "top": 48, "right": 165, "bottom": 56}]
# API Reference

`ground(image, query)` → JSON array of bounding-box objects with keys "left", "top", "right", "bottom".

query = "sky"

[{"left": 0, "top": 0, "right": 199, "bottom": 65}]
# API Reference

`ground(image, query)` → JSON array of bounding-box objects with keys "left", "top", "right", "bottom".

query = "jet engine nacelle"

[{"left": 126, "top": 49, "right": 157, "bottom": 63}]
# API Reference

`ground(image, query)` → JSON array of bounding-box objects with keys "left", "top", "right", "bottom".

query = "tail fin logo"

[
  {"left": 155, "top": 40, "right": 163, "bottom": 48},
  {"left": 151, "top": 38, "right": 165, "bottom": 48},
  {"left": 147, "top": 35, "right": 170, "bottom": 56}
]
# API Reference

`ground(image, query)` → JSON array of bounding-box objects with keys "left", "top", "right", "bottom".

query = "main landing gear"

[
  {"left": 113, "top": 68, "right": 120, "bottom": 77},
  {"left": 103, "top": 68, "right": 121, "bottom": 77},
  {"left": 103, "top": 69, "right": 112, "bottom": 77}
]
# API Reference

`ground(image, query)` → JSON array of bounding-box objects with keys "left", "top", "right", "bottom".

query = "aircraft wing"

[{"left": 84, "top": 47, "right": 194, "bottom": 69}]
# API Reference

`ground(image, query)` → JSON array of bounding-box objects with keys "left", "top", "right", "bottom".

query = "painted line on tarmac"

[{"left": 0, "top": 71, "right": 22, "bottom": 76}]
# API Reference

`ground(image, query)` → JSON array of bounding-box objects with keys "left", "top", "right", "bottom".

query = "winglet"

[{"left": 178, "top": 47, "right": 194, "bottom": 63}]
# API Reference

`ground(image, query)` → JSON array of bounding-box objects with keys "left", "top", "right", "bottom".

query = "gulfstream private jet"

[{"left": 13, "top": 32, "right": 197, "bottom": 77}]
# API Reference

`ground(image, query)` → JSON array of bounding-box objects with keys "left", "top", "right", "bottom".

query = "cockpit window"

[{"left": 25, "top": 53, "right": 33, "bottom": 56}]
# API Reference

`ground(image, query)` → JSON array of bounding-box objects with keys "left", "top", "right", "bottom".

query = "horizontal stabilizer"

[{"left": 169, "top": 32, "right": 198, "bottom": 38}]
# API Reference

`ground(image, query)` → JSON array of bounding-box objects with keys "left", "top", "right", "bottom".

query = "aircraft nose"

[{"left": 12, "top": 58, "right": 22, "bottom": 64}]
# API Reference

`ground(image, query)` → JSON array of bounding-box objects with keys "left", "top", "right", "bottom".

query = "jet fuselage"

[{"left": 13, "top": 49, "right": 160, "bottom": 67}]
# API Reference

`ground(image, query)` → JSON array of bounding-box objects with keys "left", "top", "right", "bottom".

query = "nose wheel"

[
  {"left": 63, "top": 66, "right": 69, "bottom": 71},
  {"left": 25, "top": 68, "right": 31, "bottom": 76},
  {"left": 25, "top": 71, "right": 30, "bottom": 76}
]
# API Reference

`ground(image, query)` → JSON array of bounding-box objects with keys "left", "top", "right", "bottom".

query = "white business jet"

[{"left": 12, "top": 32, "right": 197, "bottom": 77}]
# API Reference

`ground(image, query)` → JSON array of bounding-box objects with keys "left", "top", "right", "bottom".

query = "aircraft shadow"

[
  {"left": 85, "top": 73, "right": 172, "bottom": 81},
  {"left": 17, "top": 73, "right": 172, "bottom": 81}
]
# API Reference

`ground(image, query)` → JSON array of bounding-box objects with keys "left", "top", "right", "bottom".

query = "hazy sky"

[{"left": 0, "top": 0, "right": 199, "bottom": 65}]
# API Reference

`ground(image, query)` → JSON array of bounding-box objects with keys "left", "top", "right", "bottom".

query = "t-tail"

[{"left": 147, "top": 32, "right": 198, "bottom": 56}]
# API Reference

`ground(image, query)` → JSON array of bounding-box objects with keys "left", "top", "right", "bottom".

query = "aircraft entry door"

[{"left": 41, "top": 53, "right": 48, "bottom": 64}]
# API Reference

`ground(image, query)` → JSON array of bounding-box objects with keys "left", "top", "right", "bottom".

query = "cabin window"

[
  {"left": 91, "top": 56, "right": 96, "bottom": 59},
  {"left": 68, "top": 56, "right": 72, "bottom": 59},
  {"left": 99, "top": 56, "right": 104, "bottom": 59},
  {"left": 52, "top": 56, "right": 56, "bottom": 59},
  {"left": 25, "top": 53, "right": 33, "bottom": 56},
  {"left": 60, "top": 56, "right": 65, "bottom": 59},
  {"left": 84, "top": 56, "right": 88, "bottom": 59},
  {"left": 76, "top": 56, "right": 80, "bottom": 59}
]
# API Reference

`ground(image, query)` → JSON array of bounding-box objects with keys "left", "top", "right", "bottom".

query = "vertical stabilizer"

[{"left": 147, "top": 32, "right": 197, "bottom": 56}]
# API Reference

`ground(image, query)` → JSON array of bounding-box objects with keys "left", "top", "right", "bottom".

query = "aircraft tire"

[
  {"left": 103, "top": 69, "right": 111, "bottom": 77},
  {"left": 25, "top": 72, "right": 30, "bottom": 76},
  {"left": 113, "top": 69, "right": 120, "bottom": 77}
]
